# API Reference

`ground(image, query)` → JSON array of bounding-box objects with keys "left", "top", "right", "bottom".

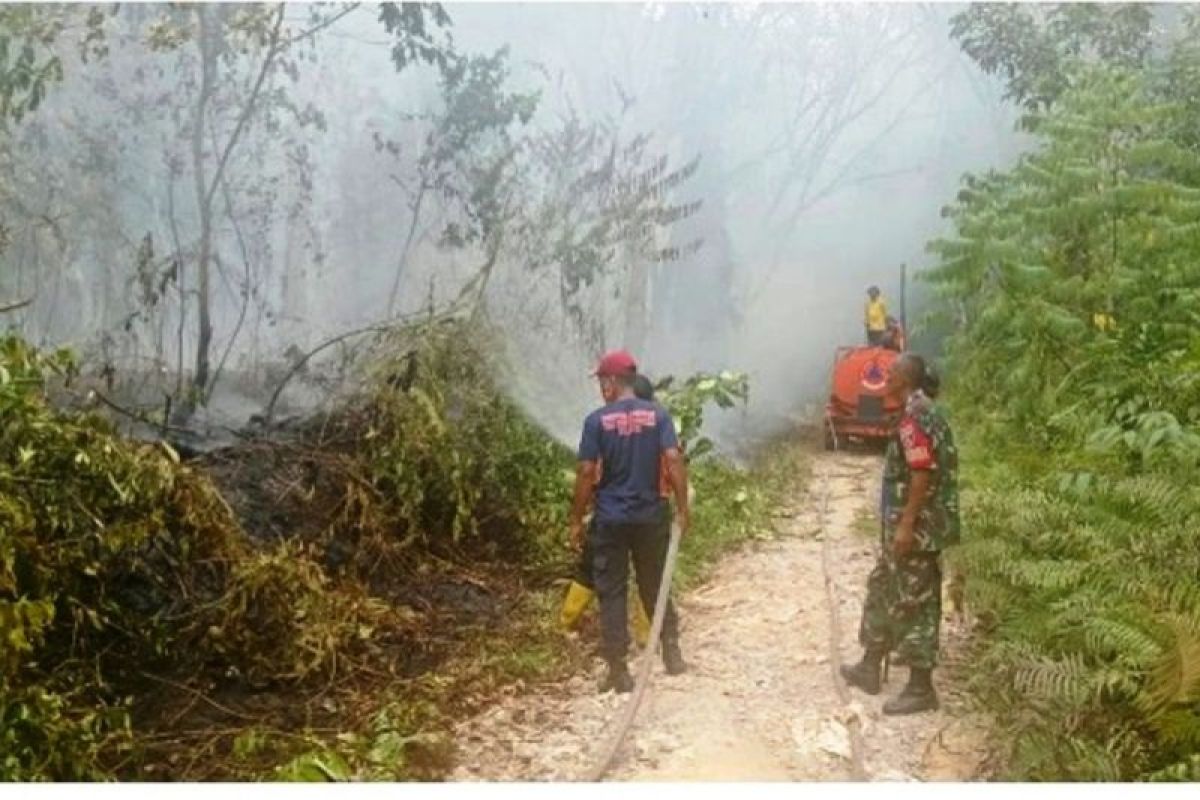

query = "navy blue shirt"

[{"left": 578, "top": 396, "right": 679, "bottom": 525}]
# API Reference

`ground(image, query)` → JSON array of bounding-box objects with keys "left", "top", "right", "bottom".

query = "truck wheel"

[{"left": 823, "top": 425, "right": 836, "bottom": 451}]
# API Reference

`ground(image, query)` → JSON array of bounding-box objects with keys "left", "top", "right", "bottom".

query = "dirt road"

[{"left": 450, "top": 450, "right": 989, "bottom": 781}]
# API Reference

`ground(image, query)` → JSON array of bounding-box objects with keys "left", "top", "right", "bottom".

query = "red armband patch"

[{"left": 898, "top": 417, "right": 934, "bottom": 470}]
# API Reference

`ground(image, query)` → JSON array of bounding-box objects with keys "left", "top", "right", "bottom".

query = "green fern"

[
  {"left": 1011, "top": 652, "right": 1094, "bottom": 705},
  {"left": 1081, "top": 616, "right": 1163, "bottom": 667},
  {"left": 1005, "top": 557, "right": 1089, "bottom": 591},
  {"left": 1149, "top": 709, "right": 1200, "bottom": 750},
  {"left": 1146, "top": 753, "right": 1200, "bottom": 782},
  {"left": 1140, "top": 615, "right": 1200, "bottom": 716},
  {"left": 1061, "top": 734, "right": 1127, "bottom": 782}
]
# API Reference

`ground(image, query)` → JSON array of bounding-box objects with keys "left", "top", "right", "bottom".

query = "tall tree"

[
  {"left": 0, "top": 5, "right": 109, "bottom": 312},
  {"left": 135, "top": 3, "right": 453, "bottom": 413},
  {"left": 375, "top": 46, "right": 538, "bottom": 316},
  {"left": 950, "top": 3, "right": 1154, "bottom": 117}
]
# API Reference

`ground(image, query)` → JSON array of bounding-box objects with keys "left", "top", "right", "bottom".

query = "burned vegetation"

[{"left": 0, "top": 321, "right": 593, "bottom": 780}]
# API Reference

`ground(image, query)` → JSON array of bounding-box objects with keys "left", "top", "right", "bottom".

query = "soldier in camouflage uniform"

[{"left": 841, "top": 353, "right": 960, "bottom": 715}]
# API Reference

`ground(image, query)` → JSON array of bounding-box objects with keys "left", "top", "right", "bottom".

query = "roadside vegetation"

[{"left": 929, "top": 5, "right": 1200, "bottom": 780}]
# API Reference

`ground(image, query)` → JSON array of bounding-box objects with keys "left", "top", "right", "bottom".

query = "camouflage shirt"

[{"left": 881, "top": 389, "right": 961, "bottom": 553}]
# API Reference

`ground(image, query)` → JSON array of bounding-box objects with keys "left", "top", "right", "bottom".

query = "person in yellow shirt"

[{"left": 865, "top": 286, "right": 888, "bottom": 346}]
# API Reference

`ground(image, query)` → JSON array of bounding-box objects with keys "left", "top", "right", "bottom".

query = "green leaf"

[{"left": 275, "top": 751, "right": 351, "bottom": 782}]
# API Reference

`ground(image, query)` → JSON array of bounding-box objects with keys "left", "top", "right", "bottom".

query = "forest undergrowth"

[{"left": 0, "top": 320, "right": 802, "bottom": 780}]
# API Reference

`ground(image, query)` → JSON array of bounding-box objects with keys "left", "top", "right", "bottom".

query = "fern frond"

[
  {"left": 1082, "top": 615, "right": 1164, "bottom": 668},
  {"left": 1062, "top": 734, "right": 1126, "bottom": 782},
  {"left": 961, "top": 573, "right": 1020, "bottom": 617},
  {"left": 1102, "top": 474, "right": 1196, "bottom": 528},
  {"left": 1149, "top": 709, "right": 1200, "bottom": 749},
  {"left": 1137, "top": 618, "right": 1200, "bottom": 714},
  {"left": 1013, "top": 652, "right": 1091, "bottom": 705},
  {"left": 1139, "top": 614, "right": 1200, "bottom": 716},
  {"left": 1146, "top": 753, "right": 1200, "bottom": 782},
  {"left": 1001, "top": 557, "right": 1089, "bottom": 591}
]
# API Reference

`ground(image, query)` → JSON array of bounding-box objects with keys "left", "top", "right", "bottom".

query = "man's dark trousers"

[{"left": 591, "top": 509, "right": 679, "bottom": 661}]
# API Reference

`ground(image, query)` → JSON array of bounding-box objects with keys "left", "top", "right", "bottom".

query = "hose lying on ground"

[{"left": 818, "top": 464, "right": 869, "bottom": 781}]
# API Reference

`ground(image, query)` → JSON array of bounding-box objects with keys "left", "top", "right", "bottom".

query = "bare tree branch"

[
  {"left": 262, "top": 303, "right": 467, "bottom": 424},
  {"left": 0, "top": 296, "right": 33, "bottom": 314},
  {"left": 202, "top": 4, "right": 286, "bottom": 214},
  {"left": 208, "top": 165, "right": 255, "bottom": 395},
  {"left": 283, "top": 3, "right": 361, "bottom": 49}
]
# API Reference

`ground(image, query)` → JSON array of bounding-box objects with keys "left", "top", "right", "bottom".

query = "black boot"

[
  {"left": 599, "top": 659, "right": 634, "bottom": 694},
  {"left": 662, "top": 639, "right": 687, "bottom": 676},
  {"left": 883, "top": 666, "right": 939, "bottom": 715},
  {"left": 839, "top": 648, "right": 885, "bottom": 695}
]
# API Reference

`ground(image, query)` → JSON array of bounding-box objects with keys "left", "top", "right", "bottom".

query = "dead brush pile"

[{"left": 0, "top": 322, "right": 577, "bottom": 780}]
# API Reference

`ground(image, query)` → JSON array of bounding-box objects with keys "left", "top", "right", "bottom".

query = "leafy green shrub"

[
  {"left": 951, "top": 456, "right": 1200, "bottom": 779},
  {"left": 0, "top": 335, "right": 233, "bottom": 777},
  {"left": 655, "top": 370, "right": 749, "bottom": 461},
  {"left": 204, "top": 543, "right": 400, "bottom": 684},
  {"left": 0, "top": 334, "right": 400, "bottom": 778},
  {"left": 362, "top": 323, "right": 573, "bottom": 564}
]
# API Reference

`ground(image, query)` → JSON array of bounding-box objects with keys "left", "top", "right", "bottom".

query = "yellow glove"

[{"left": 559, "top": 580, "right": 595, "bottom": 629}]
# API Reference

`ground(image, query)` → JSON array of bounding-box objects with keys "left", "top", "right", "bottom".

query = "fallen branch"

[
  {"left": 262, "top": 304, "right": 466, "bottom": 424},
  {"left": 140, "top": 671, "right": 260, "bottom": 723},
  {"left": 0, "top": 296, "right": 33, "bottom": 313},
  {"left": 82, "top": 387, "right": 199, "bottom": 439}
]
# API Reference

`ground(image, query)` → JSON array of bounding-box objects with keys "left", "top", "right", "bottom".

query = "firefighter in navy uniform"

[
  {"left": 568, "top": 351, "right": 689, "bottom": 693},
  {"left": 558, "top": 374, "right": 663, "bottom": 645}
]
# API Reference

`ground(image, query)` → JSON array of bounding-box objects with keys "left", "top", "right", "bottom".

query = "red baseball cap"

[{"left": 593, "top": 349, "right": 638, "bottom": 377}]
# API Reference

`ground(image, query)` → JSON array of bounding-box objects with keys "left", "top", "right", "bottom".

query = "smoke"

[
  {"left": 0, "top": 3, "right": 1024, "bottom": 449},
  {"left": 450, "top": 3, "right": 1026, "bottom": 445}
]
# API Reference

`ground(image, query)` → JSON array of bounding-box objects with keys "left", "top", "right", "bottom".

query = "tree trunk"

[
  {"left": 190, "top": 6, "right": 216, "bottom": 408},
  {"left": 386, "top": 182, "right": 427, "bottom": 316}
]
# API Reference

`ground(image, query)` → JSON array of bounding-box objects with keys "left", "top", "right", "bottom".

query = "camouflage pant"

[{"left": 858, "top": 550, "right": 942, "bottom": 669}]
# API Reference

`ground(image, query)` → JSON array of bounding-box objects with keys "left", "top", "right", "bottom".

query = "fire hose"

[
  {"left": 817, "top": 465, "right": 869, "bottom": 780},
  {"left": 821, "top": 413, "right": 872, "bottom": 779},
  {"left": 580, "top": 521, "right": 682, "bottom": 782}
]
